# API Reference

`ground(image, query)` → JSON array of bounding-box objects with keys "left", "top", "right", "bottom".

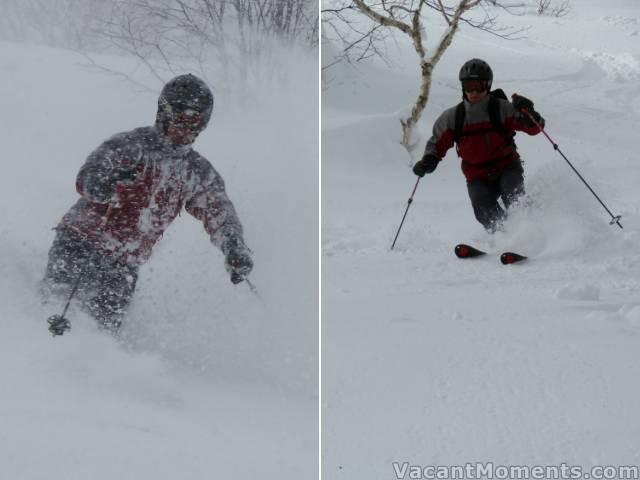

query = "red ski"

[
  {"left": 455, "top": 244, "right": 528, "bottom": 264},
  {"left": 500, "top": 252, "right": 528, "bottom": 265},
  {"left": 454, "top": 244, "right": 487, "bottom": 258}
]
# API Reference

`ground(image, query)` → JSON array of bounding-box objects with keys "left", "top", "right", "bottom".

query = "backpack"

[{"left": 453, "top": 88, "right": 516, "bottom": 149}]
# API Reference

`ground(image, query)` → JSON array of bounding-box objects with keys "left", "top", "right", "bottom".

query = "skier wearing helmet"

[
  {"left": 413, "top": 58, "right": 545, "bottom": 232},
  {"left": 43, "top": 74, "right": 253, "bottom": 333}
]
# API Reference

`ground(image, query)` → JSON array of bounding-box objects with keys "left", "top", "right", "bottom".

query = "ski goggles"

[
  {"left": 462, "top": 80, "right": 488, "bottom": 93},
  {"left": 172, "top": 108, "right": 204, "bottom": 130}
]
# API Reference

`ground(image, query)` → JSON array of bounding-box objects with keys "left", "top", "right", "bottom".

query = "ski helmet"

[
  {"left": 459, "top": 59, "right": 493, "bottom": 90},
  {"left": 156, "top": 74, "right": 214, "bottom": 133}
]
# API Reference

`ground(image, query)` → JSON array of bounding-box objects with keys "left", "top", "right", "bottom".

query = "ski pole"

[
  {"left": 47, "top": 204, "right": 115, "bottom": 336},
  {"left": 390, "top": 177, "right": 421, "bottom": 250},
  {"left": 231, "top": 271, "right": 262, "bottom": 300},
  {"left": 522, "top": 109, "right": 623, "bottom": 229},
  {"left": 245, "top": 278, "right": 262, "bottom": 300}
]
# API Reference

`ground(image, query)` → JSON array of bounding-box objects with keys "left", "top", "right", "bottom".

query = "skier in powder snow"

[
  {"left": 412, "top": 58, "right": 545, "bottom": 232},
  {"left": 42, "top": 74, "right": 253, "bottom": 331}
]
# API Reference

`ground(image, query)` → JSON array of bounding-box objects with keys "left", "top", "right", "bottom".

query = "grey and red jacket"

[
  {"left": 424, "top": 95, "right": 543, "bottom": 181},
  {"left": 58, "top": 125, "right": 247, "bottom": 267}
]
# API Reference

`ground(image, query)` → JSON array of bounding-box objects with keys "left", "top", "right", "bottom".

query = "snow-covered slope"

[
  {"left": 322, "top": 1, "right": 640, "bottom": 477},
  {"left": 0, "top": 41, "right": 317, "bottom": 479}
]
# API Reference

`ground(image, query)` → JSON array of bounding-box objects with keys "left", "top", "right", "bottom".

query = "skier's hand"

[
  {"left": 224, "top": 242, "right": 253, "bottom": 285},
  {"left": 511, "top": 93, "right": 535, "bottom": 113},
  {"left": 112, "top": 166, "right": 142, "bottom": 206},
  {"left": 521, "top": 109, "right": 544, "bottom": 128},
  {"left": 512, "top": 94, "right": 544, "bottom": 128},
  {"left": 112, "top": 166, "right": 139, "bottom": 184},
  {"left": 230, "top": 272, "right": 245, "bottom": 284},
  {"left": 413, "top": 154, "right": 440, "bottom": 177}
]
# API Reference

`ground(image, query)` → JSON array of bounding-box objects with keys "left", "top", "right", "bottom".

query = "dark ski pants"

[
  {"left": 43, "top": 228, "right": 138, "bottom": 330},
  {"left": 466, "top": 160, "right": 525, "bottom": 233}
]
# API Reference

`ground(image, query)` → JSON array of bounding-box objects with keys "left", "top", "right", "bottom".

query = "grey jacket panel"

[
  {"left": 424, "top": 104, "right": 458, "bottom": 159},
  {"left": 61, "top": 125, "right": 247, "bottom": 265}
]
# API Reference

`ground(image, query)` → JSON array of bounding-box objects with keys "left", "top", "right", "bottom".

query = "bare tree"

[
  {"left": 0, "top": 0, "right": 317, "bottom": 97},
  {"left": 86, "top": 0, "right": 318, "bottom": 95},
  {"left": 536, "top": 0, "right": 570, "bottom": 17},
  {"left": 322, "top": 0, "right": 527, "bottom": 151},
  {"left": 0, "top": 0, "right": 110, "bottom": 49}
]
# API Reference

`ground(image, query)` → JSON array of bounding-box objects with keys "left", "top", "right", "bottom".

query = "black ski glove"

[
  {"left": 112, "top": 166, "right": 139, "bottom": 184},
  {"left": 81, "top": 164, "right": 139, "bottom": 203},
  {"left": 223, "top": 238, "right": 253, "bottom": 284},
  {"left": 110, "top": 165, "right": 142, "bottom": 206},
  {"left": 227, "top": 250, "right": 253, "bottom": 284},
  {"left": 413, "top": 154, "right": 440, "bottom": 177},
  {"left": 511, "top": 94, "right": 535, "bottom": 112},
  {"left": 512, "top": 94, "right": 544, "bottom": 128},
  {"left": 522, "top": 109, "right": 544, "bottom": 128}
]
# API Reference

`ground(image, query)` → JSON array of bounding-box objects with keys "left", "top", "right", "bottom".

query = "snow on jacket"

[
  {"left": 58, "top": 125, "right": 246, "bottom": 266},
  {"left": 424, "top": 95, "right": 543, "bottom": 181}
]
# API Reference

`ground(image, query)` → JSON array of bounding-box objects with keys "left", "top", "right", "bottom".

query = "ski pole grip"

[{"left": 521, "top": 108, "right": 553, "bottom": 145}]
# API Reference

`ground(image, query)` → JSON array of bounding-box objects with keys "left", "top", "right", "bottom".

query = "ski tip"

[
  {"left": 500, "top": 252, "right": 528, "bottom": 265},
  {"left": 455, "top": 243, "right": 486, "bottom": 259}
]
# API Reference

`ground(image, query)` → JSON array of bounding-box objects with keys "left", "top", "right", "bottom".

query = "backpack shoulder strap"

[
  {"left": 488, "top": 89, "right": 516, "bottom": 147},
  {"left": 490, "top": 88, "right": 508, "bottom": 101},
  {"left": 453, "top": 101, "right": 465, "bottom": 144}
]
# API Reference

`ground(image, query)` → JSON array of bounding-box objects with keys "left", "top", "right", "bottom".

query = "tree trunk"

[{"left": 401, "top": 61, "right": 433, "bottom": 150}]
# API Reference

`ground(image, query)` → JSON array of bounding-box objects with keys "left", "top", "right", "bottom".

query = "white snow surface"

[
  {"left": 323, "top": 1, "right": 640, "bottom": 478},
  {"left": 0, "top": 41, "right": 318, "bottom": 479}
]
